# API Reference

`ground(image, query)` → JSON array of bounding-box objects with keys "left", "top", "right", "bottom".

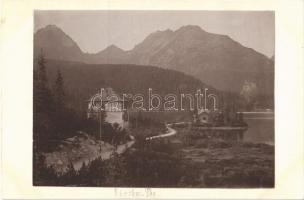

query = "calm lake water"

[{"left": 243, "top": 112, "right": 274, "bottom": 145}]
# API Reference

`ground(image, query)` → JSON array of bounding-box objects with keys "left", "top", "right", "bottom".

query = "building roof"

[{"left": 197, "top": 109, "right": 211, "bottom": 115}]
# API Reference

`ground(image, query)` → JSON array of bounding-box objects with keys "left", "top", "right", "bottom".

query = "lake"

[{"left": 243, "top": 112, "right": 274, "bottom": 145}]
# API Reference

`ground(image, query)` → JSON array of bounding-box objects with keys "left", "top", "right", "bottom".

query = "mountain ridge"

[
  {"left": 34, "top": 24, "right": 271, "bottom": 59},
  {"left": 34, "top": 24, "right": 274, "bottom": 101}
]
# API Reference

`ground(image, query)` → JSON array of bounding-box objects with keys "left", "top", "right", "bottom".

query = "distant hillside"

[
  {"left": 34, "top": 25, "right": 274, "bottom": 107},
  {"left": 36, "top": 59, "right": 219, "bottom": 112}
]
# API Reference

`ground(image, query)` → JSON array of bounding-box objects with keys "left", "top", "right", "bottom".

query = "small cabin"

[
  {"left": 194, "top": 109, "right": 218, "bottom": 125},
  {"left": 198, "top": 110, "right": 211, "bottom": 124}
]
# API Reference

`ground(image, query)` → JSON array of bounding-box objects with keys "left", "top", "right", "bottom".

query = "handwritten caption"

[{"left": 114, "top": 188, "right": 156, "bottom": 198}]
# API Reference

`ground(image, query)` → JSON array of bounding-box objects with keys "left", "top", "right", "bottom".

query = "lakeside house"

[{"left": 191, "top": 108, "right": 248, "bottom": 141}]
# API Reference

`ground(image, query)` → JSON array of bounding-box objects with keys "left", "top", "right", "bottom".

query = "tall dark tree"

[
  {"left": 53, "top": 69, "right": 65, "bottom": 110},
  {"left": 33, "top": 50, "right": 55, "bottom": 145},
  {"left": 52, "top": 69, "right": 66, "bottom": 138},
  {"left": 34, "top": 50, "right": 53, "bottom": 114}
]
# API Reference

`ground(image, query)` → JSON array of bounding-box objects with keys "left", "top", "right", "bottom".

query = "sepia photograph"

[
  {"left": 2, "top": 0, "right": 304, "bottom": 198},
  {"left": 32, "top": 10, "right": 275, "bottom": 188}
]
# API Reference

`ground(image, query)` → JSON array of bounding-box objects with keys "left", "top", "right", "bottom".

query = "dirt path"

[
  {"left": 145, "top": 123, "right": 177, "bottom": 140},
  {"left": 74, "top": 123, "right": 180, "bottom": 170},
  {"left": 45, "top": 123, "right": 180, "bottom": 173}
]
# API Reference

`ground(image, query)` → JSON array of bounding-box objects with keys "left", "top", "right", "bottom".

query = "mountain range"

[{"left": 34, "top": 24, "right": 274, "bottom": 99}]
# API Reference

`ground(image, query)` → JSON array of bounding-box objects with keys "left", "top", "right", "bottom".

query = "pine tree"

[
  {"left": 53, "top": 69, "right": 65, "bottom": 110},
  {"left": 52, "top": 69, "right": 67, "bottom": 139},
  {"left": 34, "top": 50, "right": 52, "bottom": 113},
  {"left": 33, "top": 49, "right": 54, "bottom": 146}
]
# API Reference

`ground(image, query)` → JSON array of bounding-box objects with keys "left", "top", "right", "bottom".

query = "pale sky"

[{"left": 34, "top": 11, "right": 274, "bottom": 57}]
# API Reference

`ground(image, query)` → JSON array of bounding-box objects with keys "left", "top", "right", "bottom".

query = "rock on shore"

[{"left": 43, "top": 132, "right": 114, "bottom": 173}]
